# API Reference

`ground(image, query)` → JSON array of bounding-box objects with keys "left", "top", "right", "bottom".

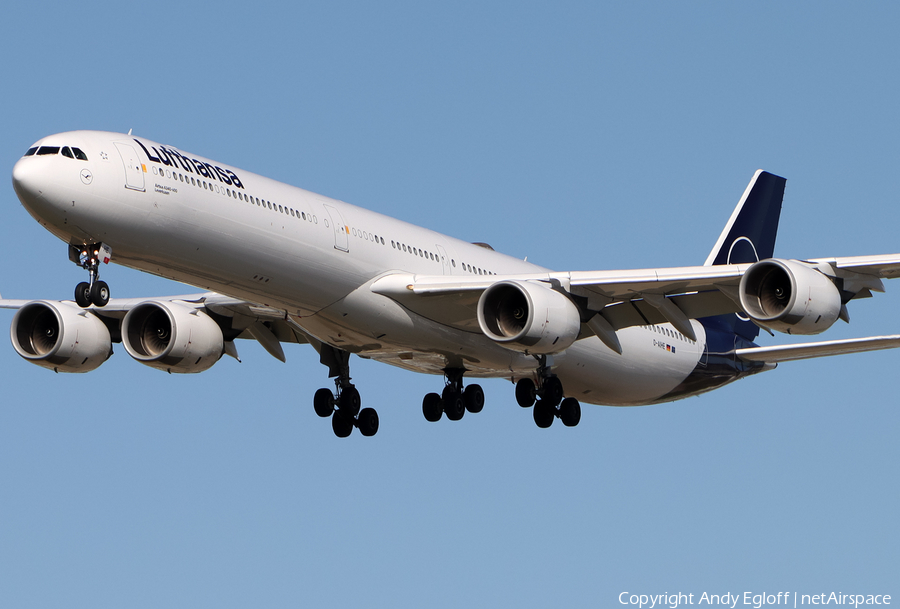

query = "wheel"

[
  {"left": 75, "top": 282, "right": 91, "bottom": 308},
  {"left": 541, "top": 376, "right": 563, "bottom": 407},
  {"left": 357, "top": 408, "right": 379, "bottom": 437},
  {"left": 442, "top": 386, "right": 465, "bottom": 421},
  {"left": 464, "top": 384, "right": 484, "bottom": 413},
  {"left": 313, "top": 388, "right": 335, "bottom": 417},
  {"left": 332, "top": 411, "right": 353, "bottom": 438},
  {"left": 90, "top": 280, "right": 110, "bottom": 307},
  {"left": 515, "top": 378, "right": 536, "bottom": 408},
  {"left": 338, "top": 386, "right": 361, "bottom": 417},
  {"left": 560, "top": 397, "right": 581, "bottom": 427},
  {"left": 422, "top": 392, "right": 443, "bottom": 422},
  {"left": 533, "top": 400, "right": 554, "bottom": 428}
]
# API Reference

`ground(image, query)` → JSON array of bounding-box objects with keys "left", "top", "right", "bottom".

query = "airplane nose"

[{"left": 11, "top": 157, "right": 43, "bottom": 202}]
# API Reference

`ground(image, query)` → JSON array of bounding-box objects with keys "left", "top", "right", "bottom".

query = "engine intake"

[
  {"left": 739, "top": 258, "right": 841, "bottom": 335},
  {"left": 477, "top": 280, "right": 581, "bottom": 354},
  {"left": 122, "top": 301, "right": 224, "bottom": 373},
  {"left": 10, "top": 301, "right": 112, "bottom": 372}
]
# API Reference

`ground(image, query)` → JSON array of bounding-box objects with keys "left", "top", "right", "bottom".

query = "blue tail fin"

[{"left": 702, "top": 170, "right": 786, "bottom": 341}]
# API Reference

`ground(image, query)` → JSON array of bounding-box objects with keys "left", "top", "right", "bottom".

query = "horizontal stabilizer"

[{"left": 736, "top": 335, "right": 900, "bottom": 363}]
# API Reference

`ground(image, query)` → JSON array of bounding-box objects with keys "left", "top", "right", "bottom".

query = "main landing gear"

[
  {"left": 422, "top": 368, "right": 484, "bottom": 423},
  {"left": 313, "top": 345, "right": 379, "bottom": 438},
  {"left": 514, "top": 356, "right": 581, "bottom": 429},
  {"left": 69, "top": 243, "right": 111, "bottom": 308}
]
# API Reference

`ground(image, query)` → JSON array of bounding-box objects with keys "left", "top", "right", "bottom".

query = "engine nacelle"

[
  {"left": 10, "top": 301, "right": 112, "bottom": 372},
  {"left": 477, "top": 280, "right": 581, "bottom": 354},
  {"left": 122, "top": 301, "right": 224, "bottom": 373},
  {"left": 739, "top": 258, "right": 842, "bottom": 335}
]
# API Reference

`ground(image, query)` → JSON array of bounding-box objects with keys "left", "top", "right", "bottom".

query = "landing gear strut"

[
  {"left": 314, "top": 345, "right": 378, "bottom": 438},
  {"left": 515, "top": 355, "right": 581, "bottom": 429},
  {"left": 422, "top": 367, "right": 484, "bottom": 423},
  {"left": 69, "top": 243, "right": 111, "bottom": 308}
]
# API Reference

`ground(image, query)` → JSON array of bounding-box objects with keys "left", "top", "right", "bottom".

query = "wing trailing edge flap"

[
  {"left": 203, "top": 300, "right": 311, "bottom": 363},
  {"left": 736, "top": 335, "right": 900, "bottom": 363}
]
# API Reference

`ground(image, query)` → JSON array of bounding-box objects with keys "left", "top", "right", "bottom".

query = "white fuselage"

[{"left": 12, "top": 131, "right": 713, "bottom": 406}]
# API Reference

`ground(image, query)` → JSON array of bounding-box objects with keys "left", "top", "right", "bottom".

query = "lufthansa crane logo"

[{"left": 80, "top": 168, "right": 93, "bottom": 185}]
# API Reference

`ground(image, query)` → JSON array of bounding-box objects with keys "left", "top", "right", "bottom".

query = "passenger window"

[
  {"left": 61, "top": 146, "right": 74, "bottom": 159},
  {"left": 72, "top": 148, "right": 88, "bottom": 160},
  {"left": 302, "top": 212, "right": 307, "bottom": 220}
]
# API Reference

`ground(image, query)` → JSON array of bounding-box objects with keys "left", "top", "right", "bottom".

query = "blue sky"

[{"left": 1, "top": 2, "right": 897, "bottom": 607}]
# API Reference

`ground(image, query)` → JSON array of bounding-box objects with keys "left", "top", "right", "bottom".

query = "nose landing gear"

[{"left": 69, "top": 243, "right": 112, "bottom": 308}]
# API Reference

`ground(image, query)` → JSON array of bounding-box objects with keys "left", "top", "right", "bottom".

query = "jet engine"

[
  {"left": 738, "top": 258, "right": 842, "bottom": 335},
  {"left": 10, "top": 301, "right": 112, "bottom": 372},
  {"left": 122, "top": 301, "right": 224, "bottom": 373},
  {"left": 477, "top": 280, "right": 581, "bottom": 354}
]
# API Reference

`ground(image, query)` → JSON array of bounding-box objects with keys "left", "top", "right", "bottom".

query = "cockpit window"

[
  {"left": 36, "top": 146, "right": 60, "bottom": 156},
  {"left": 61, "top": 146, "right": 74, "bottom": 159},
  {"left": 24, "top": 147, "right": 37, "bottom": 157},
  {"left": 72, "top": 147, "right": 88, "bottom": 161}
]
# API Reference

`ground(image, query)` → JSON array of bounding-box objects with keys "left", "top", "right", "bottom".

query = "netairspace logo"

[{"left": 618, "top": 591, "right": 892, "bottom": 609}]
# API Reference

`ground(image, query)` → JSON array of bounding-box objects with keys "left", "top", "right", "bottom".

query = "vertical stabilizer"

[
  {"left": 705, "top": 170, "right": 786, "bottom": 266},
  {"left": 702, "top": 170, "right": 786, "bottom": 341}
]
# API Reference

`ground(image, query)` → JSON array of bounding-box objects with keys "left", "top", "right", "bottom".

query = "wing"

[
  {"left": 371, "top": 253, "right": 900, "bottom": 351},
  {"left": 0, "top": 291, "right": 312, "bottom": 367}
]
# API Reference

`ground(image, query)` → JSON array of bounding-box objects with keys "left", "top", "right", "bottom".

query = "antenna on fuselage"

[{"left": 127, "top": 128, "right": 133, "bottom": 135}]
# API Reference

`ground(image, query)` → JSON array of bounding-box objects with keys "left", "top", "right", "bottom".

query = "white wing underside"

[
  {"left": 3, "top": 254, "right": 900, "bottom": 364},
  {"left": 371, "top": 253, "right": 900, "bottom": 333}
]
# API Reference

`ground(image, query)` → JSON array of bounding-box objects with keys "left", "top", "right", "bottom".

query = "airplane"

[{"left": 3, "top": 130, "right": 900, "bottom": 438}]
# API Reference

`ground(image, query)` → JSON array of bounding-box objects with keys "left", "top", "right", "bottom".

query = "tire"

[
  {"left": 90, "top": 280, "right": 110, "bottom": 307},
  {"left": 442, "top": 386, "right": 465, "bottom": 421},
  {"left": 464, "top": 384, "right": 485, "bottom": 414},
  {"left": 533, "top": 400, "right": 554, "bottom": 429},
  {"left": 358, "top": 408, "right": 379, "bottom": 437},
  {"left": 75, "top": 282, "right": 92, "bottom": 308},
  {"left": 332, "top": 411, "right": 353, "bottom": 438},
  {"left": 339, "top": 386, "right": 361, "bottom": 417},
  {"left": 515, "top": 378, "right": 536, "bottom": 408},
  {"left": 560, "top": 397, "right": 581, "bottom": 427},
  {"left": 313, "top": 388, "right": 335, "bottom": 417},
  {"left": 422, "top": 392, "right": 443, "bottom": 422},
  {"left": 541, "top": 376, "right": 563, "bottom": 407}
]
